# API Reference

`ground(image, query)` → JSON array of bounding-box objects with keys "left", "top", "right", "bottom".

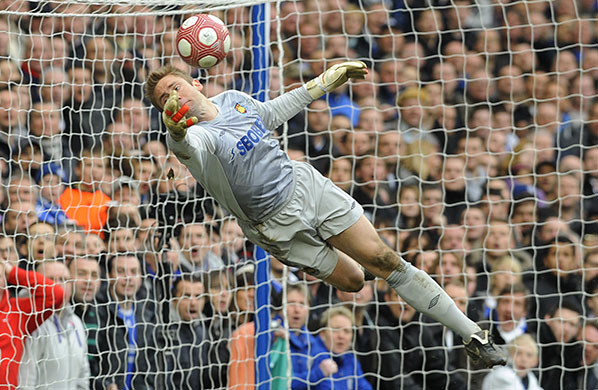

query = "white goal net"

[{"left": 0, "top": 1, "right": 597, "bottom": 390}]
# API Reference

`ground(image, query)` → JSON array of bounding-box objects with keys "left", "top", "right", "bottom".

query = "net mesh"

[{"left": 1, "top": 0, "right": 597, "bottom": 389}]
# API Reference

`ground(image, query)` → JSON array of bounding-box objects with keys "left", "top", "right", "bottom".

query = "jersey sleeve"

[
  {"left": 248, "top": 86, "right": 313, "bottom": 130},
  {"left": 8, "top": 267, "right": 65, "bottom": 334},
  {"left": 166, "top": 124, "right": 217, "bottom": 160}
]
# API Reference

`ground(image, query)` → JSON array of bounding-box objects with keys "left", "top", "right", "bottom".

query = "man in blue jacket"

[{"left": 285, "top": 283, "right": 319, "bottom": 390}]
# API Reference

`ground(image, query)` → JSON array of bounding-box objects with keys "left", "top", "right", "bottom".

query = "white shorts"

[{"left": 239, "top": 161, "right": 363, "bottom": 279}]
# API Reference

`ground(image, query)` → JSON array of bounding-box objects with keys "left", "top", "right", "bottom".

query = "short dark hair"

[
  {"left": 173, "top": 273, "right": 204, "bottom": 297},
  {"left": 106, "top": 252, "right": 139, "bottom": 275},
  {"left": 204, "top": 269, "right": 231, "bottom": 290},
  {"left": 497, "top": 283, "right": 530, "bottom": 310},
  {"left": 547, "top": 298, "right": 583, "bottom": 317}
]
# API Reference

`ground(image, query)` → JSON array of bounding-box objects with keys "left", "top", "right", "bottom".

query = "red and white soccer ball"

[{"left": 176, "top": 14, "right": 231, "bottom": 69}]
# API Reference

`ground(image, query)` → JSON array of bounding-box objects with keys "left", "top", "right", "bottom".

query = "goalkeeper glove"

[
  {"left": 305, "top": 61, "right": 368, "bottom": 100},
  {"left": 162, "top": 90, "right": 199, "bottom": 142}
]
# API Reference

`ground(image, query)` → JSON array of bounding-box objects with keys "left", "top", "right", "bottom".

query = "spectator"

[
  {"left": 63, "top": 66, "right": 112, "bottom": 152},
  {"left": 218, "top": 218, "right": 251, "bottom": 266},
  {"left": 483, "top": 283, "right": 531, "bottom": 345},
  {"left": 577, "top": 320, "right": 598, "bottom": 389},
  {"left": 103, "top": 214, "right": 138, "bottom": 255},
  {"left": 18, "top": 221, "right": 56, "bottom": 267},
  {"left": 202, "top": 269, "right": 233, "bottom": 388},
  {"left": 111, "top": 175, "right": 141, "bottom": 207},
  {"left": 59, "top": 149, "right": 112, "bottom": 235},
  {"left": 334, "top": 281, "right": 378, "bottom": 382},
  {"left": 433, "top": 251, "right": 465, "bottom": 287},
  {"left": 18, "top": 261, "right": 89, "bottom": 390},
  {"left": 480, "top": 256, "right": 523, "bottom": 319},
  {"left": 230, "top": 264, "right": 255, "bottom": 328},
  {"left": 0, "top": 260, "right": 64, "bottom": 389},
  {"left": 305, "top": 99, "right": 338, "bottom": 175},
  {"left": 457, "top": 135, "right": 487, "bottom": 202},
  {"left": 554, "top": 172, "right": 583, "bottom": 234},
  {"left": 0, "top": 235, "right": 19, "bottom": 267},
  {"left": 420, "top": 183, "right": 445, "bottom": 244},
  {"left": 131, "top": 154, "right": 158, "bottom": 206},
  {"left": 55, "top": 226, "right": 86, "bottom": 262},
  {"left": 3, "top": 200, "right": 38, "bottom": 236},
  {"left": 21, "top": 34, "right": 49, "bottom": 104},
  {"left": 68, "top": 255, "right": 102, "bottom": 385},
  {"left": 96, "top": 254, "right": 157, "bottom": 390},
  {"left": 38, "top": 67, "right": 70, "bottom": 106},
  {"left": 442, "top": 156, "right": 468, "bottom": 224},
  {"left": 439, "top": 224, "right": 469, "bottom": 260},
  {"left": 397, "top": 87, "right": 434, "bottom": 145},
  {"left": 84, "top": 233, "right": 106, "bottom": 257},
  {"left": 102, "top": 122, "right": 137, "bottom": 158},
  {"left": 11, "top": 139, "right": 43, "bottom": 182},
  {"left": 285, "top": 282, "right": 319, "bottom": 389},
  {"left": 7, "top": 174, "right": 37, "bottom": 206},
  {"left": 583, "top": 250, "right": 598, "bottom": 292},
  {"left": 461, "top": 206, "right": 487, "bottom": 250},
  {"left": 27, "top": 102, "right": 64, "bottom": 161},
  {"left": 0, "top": 89, "right": 26, "bottom": 158},
  {"left": 375, "top": 288, "right": 465, "bottom": 389},
  {"left": 178, "top": 223, "right": 225, "bottom": 273},
  {"left": 117, "top": 97, "right": 152, "bottom": 145},
  {"left": 395, "top": 185, "right": 421, "bottom": 230},
  {"left": 309, "top": 306, "right": 372, "bottom": 390},
  {"left": 535, "top": 161, "right": 559, "bottom": 203},
  {"left": 482, "top": 334, "right": 542, "bottom": 390},
  {"left": 537, "top": 300, "right": 583, "bottom": 390},
  {"left": 438, "top": 280, "right": 474, "bottom": 370},
  {"left": 167, "top": 274, "right": 207, "bottom": 390},
  {"left": 536, "top": 215, "right": 571, "bottom": 245},
  {"left": 526, "top": 235, "right": 583, "bottom": 319},
  {"left": 352, "top": 154, "right": 395, "bottom": 223},
  {"left": 35, "top": 162, "right": 70, "bottom": 226},
  {"left": 469, "top": 220, "right": 532, "bottom": 288},
  {"left": 510, "top": 194, "right": 538, "bottom": 249}
]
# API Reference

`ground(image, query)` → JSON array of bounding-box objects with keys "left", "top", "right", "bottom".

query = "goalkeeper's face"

[{"left": 155, "top": 75, "right": 208, "bottom": 120}]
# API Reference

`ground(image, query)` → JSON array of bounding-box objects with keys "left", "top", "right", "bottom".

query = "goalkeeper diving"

[{"left": 144, "top": 61, "right": 507, "bottom": 367}]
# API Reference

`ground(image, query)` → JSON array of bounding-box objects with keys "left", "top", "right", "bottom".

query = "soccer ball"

[{"left": 176, "top": 14, "right": 231, "bottom": 69}]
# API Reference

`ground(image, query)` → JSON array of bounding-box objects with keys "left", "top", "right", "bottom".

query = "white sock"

[{"left": 386, "top": 258, "right": 481, "bottom": 341}]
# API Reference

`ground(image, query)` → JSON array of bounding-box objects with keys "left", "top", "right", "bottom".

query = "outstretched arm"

[
  {"left": 5, "top": 264, "right": 65, "bottom": 334},
  {"left": 254, "top": 61, "right": 368, "bottom": 130}
]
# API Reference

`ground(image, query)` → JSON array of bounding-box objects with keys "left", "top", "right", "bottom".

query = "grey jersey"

[{"left": 168, "top": 86, "right": 313, "bottom": 222}]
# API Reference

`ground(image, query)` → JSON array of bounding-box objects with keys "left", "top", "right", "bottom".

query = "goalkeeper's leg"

[{"left": 326, "top": 215, "right": 506, "bottom": 367}]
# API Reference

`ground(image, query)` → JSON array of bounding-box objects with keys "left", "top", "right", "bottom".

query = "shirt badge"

[{"left": 234, "top": 103, "right": 247, "bottom": 114}]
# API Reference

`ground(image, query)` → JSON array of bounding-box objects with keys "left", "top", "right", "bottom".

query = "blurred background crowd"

[{"left": 1, "top": 0, "right": 598, "bottom": 389}]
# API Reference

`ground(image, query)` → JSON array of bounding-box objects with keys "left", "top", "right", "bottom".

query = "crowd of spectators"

[{"left": 1, "top": 0, "right": 598, "bottom": 389}]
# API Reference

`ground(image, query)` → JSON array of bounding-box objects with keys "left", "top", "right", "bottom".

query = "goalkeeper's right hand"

[
  {"left": 162, "top": 90, "right": 198, "bottom": 142},
  {"left": 305, "top": 61, "right": 368, "bottom": 100}
]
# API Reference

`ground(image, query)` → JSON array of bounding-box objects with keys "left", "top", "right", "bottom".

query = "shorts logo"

[
  {"left": 428, "top": 293, "right": 440, "bottom": 309},
  {"left": 235, "top": 103, "right": 247, "bottom": 114}
]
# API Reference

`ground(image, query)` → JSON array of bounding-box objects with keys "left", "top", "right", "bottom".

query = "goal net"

[{"left": 0, "top": 1, "right": 596, "bottom": 389}]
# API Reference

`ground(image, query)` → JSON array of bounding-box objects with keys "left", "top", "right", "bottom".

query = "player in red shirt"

[{"left": 0, "top": 262, "right": 65, "bottom": 389}]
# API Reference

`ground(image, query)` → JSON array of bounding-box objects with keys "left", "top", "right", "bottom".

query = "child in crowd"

[
  {"left": 482, "top": 334, "right": 542, "bottom": 390},
  {"left": 35, "top": 162, "right": 70, "bottom": 225}
]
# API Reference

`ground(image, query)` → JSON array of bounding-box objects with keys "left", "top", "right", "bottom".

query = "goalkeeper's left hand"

[
  {"left": 162, "top": 90, "right": 198, "bottom": 142},
  {"left": 305, "top": 61, "right": 368, "bottom": 100}
]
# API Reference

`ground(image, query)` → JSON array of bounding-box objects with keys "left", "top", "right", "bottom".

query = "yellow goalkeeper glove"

[
  {"left": 162, "top": 90, "right": 198, "bottom": 142},
  {"left": 305, "top": 61, "right": 368, "bottom": 100}
]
